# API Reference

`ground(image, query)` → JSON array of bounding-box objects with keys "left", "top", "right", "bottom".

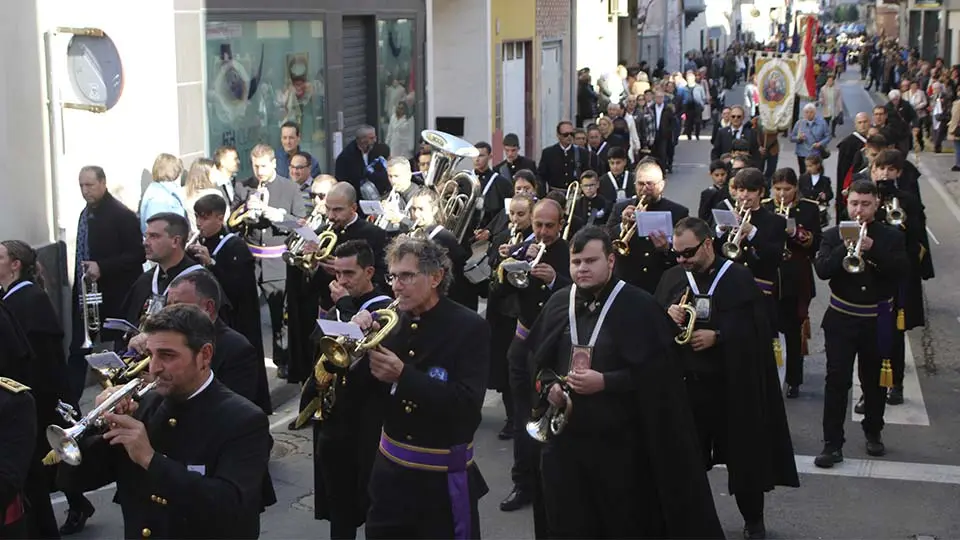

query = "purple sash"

[
  {"left": 754, "top": 277, "right": 774, "bottom": 296},
  {"left": 829, "top": 294, "right": 895, "bottom": 359},
  {"left": 379, "top": 434, "right": 473, "bottom": 540},
  {"left": 246, "top": 243, "right": 287, "bottom": 258},
  {"left": 515, "top": 321, "right": 530, "bottom": 340}
]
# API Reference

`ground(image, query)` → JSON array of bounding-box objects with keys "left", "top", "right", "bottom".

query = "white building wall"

[
  {"left": 574, "top": 0, "right": 619, "bottom": 80},
  {"left": 429, "top": 0, "right": 491, "bottom": 147},
  {"left": 684, "top": 12, "right": 707, "bottom": 53}
]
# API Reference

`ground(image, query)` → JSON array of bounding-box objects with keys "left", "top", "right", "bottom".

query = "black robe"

[
  {"left": 876, "top": 185, "right": 934, "bottom": 329},
  {"left": 525, "top": 281, "right": 723, "bottom": 538},
  {"left": 423, "top": 224, "right": 474, "bottom": 310},
  {"left": 119, "top": 254, "right": 206, "bottom": 331},
  {"left": 654, "top": 262, "right": 801, "bottom": 495},
  {"left": 835, "top": 132, "right": 865, "bottom": 219},
  {"left": 213, "top": 319, "right": 271, "bottom": 414}
]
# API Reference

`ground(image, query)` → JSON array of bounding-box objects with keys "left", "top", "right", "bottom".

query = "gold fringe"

[
  {"left": 773, "top": 339, "right": 784, "bottom": 368},
  {"left": 880, "top": 359, "right": 894, "bottom": 389},
  {"left": 42, "top": 450, "right": 60, "bottom": 466},
  {"left": 897, "top": 309, "right": 906, "bottom": 331},
  {"left": 802, "top": 317, "right": 811, "bottom": 339}
]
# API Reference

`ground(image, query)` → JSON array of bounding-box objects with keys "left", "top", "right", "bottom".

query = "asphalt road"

[{"left": 55, "top": 67, "right": 960, "bottom": 539}]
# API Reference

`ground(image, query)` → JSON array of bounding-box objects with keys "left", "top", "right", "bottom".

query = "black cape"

[
  {"left": 655, "top": 262, "right": 800, "bottom": 495},
  {"left": 525, "top": 281, "right": 723, "bottom": 538},
  {"left": 202, "top": 231, "right": 264, "bottom": 366}
]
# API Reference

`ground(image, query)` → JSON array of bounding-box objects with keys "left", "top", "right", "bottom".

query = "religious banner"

[{"left": 754, "top": 52, "right": 799, "bottom": 131}]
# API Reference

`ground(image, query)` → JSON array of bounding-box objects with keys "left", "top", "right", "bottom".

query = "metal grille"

[{"left": 342, "top": 18, "right": 369, "bottom": 142}]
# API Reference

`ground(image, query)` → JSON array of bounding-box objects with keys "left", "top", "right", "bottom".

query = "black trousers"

[
  {"left": 260, "top": 280, "right": 288, "bottom": 369},
  {"left": 822, "top": 309, "right": 888, "bottom": 447},
  {"left": 314, "top": 423, "right": 379, "bottom": 539},
  {"left": 778, "top": 295, "right": 804, "bottom": 387},
  {"left": 507, "top": 336, "right": 537, "bottom": 492},
  {"left": 797, "top": 155, "right": 808, "bottom": 175},
  {"left": 24, "top": 458, "right": 58, "bottom": 539},
  {"left": 891, "top": 328, "right": 906, "bottom": 388}
]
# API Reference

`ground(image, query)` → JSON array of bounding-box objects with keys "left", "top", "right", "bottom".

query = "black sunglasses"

[{"left": 671, "top": 238, "right": 706, "bottom": 259}]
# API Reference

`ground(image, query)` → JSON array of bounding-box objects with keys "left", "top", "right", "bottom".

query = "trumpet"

[
  {"left": 47, "top": 377, "right": 158, "bottom": 466},
  {"left": 612, "top": 195, "right": 648, "bottom": 256},
  {"left": 283, "top": 226, "right": 338, "bottom": 273},
  {"left": 775, "top": 195, "right": 790, "bottom": 217},
  {"left": 79, "top": 270, "right": 103, "bottom": 350},
  {"left": 721, "top": 202, "right": 752, "bottom": 260},
  {"left": 526, "top": 369, "right": 572, "bottom": 443},
  {"left": 674, "top": 288, "right": 699, "bottom": 345},
  {"left": 505, "top": 241, "right": 547, "bottom": 289},
  {"left": 842, "top": 218, "right": 868, "bottom": 274},
  {"left": 294, "top": 300, "right": 401, "bottom": 427},
  {"left": 562, "top": 182, "right": 581, "bottom": 241},
  {"left": 885, "top": 197, "right": 906, "bottom": 226},
  {"left": 375, "top": 190, "right": 404, "bottom": 229}
]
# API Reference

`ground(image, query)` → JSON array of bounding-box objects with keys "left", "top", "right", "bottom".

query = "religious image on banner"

[{"left": 754, "top": 52, "right": 799, "bottom": 132}]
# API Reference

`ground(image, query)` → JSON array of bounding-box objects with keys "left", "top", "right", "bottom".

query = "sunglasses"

[
  {"left": 730, "top": 115, "right": 743, "bottom": 119},
  {"left": 671, "top": 238, "right": 705, "bottom": 259}
]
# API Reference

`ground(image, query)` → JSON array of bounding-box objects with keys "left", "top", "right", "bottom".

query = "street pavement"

[{"left": 55, "top": 68, "right": 960, "bottom": 539}]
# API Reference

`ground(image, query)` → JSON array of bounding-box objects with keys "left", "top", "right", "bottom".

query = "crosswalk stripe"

[{"left": 851, "top": 338, "right": 930, "bottom": 426}]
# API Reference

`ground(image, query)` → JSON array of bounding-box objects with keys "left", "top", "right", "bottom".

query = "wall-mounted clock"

[{"left": 66, "top": 33, "right": 124, "bottom": 110}]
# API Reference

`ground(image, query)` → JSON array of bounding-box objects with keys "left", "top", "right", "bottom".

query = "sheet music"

[
  {"left": 712, "top": 209, "right": 739, "bottom": 228},
  {"left": 359, "top": 200, "right": 385, "bottom": 216},
  {"left": 317, "top": 319, "right": 365, "bottom": 340},
  {"left": 636, "top": 211, "right": 674, "bottom": 240},
  {"left": 295, "top": 226, "right": 320, "bottom": 243}
]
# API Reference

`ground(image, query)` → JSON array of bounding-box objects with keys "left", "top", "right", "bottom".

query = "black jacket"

[
  {"left": 711, "top": 124, "right": 760, "bottom": 161},
  {"left": 201, "top": 231, "right": 263, "bottom": 367},
  {"left": 538, "top": 144, "right": 589, "bottom": 192},
  {"left": 213, "top": 319, "right": 271, "bottom": 414},
  {"left": 334, "top": 140, "right": 392, "bottom": 196},
  {"left": 494, "top": 156, "right": 538, "bottom": 184},
  {"left": 0, "top": 379, "right": 35, "bottom": 539},
  {"left": 606, "top": 196, "right": 689, "bottom": 294},
  {"left": 815, "top": 221, "right": 908, "bottom": 306}
]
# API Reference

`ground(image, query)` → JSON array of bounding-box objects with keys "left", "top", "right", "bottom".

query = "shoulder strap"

[{"left": 0, "top": 377, "right": 30, "bottom": 393}]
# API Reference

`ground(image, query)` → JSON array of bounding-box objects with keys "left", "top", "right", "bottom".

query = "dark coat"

[
  {"left": 334, "top": 140, "right": 392, "bottom": 196},
  {"left": 214, "top": 319, "right": 271, "bottom": 414},
  {"left": 876, "top": 187, "right": 934, "bottom": 329},
  {"left": 494, "top": 156, "right": 538, "bottom": 184},
  {"left": 537, "top": 144, "right": 589, "bottom": 192},
  {"left": 710, "top": 123, "right": 759, "bottom": 161},
  {"left": 606, "top": 196, "right": 689, "bottom": 294},
  {"left": 0, "top": 380, "right": 35, "bottom": 540}
]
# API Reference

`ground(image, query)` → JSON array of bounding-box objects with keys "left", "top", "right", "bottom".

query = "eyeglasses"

[
  {"left": 386, "top": 271, "right": 422, "bottom": 285},
  {"left": 671, "top": 239, "right": 706, "bottom": 259},
  {"left": 581, "top": 183, "right": 599, "bottom": 189},
  {"left": 312, "top": 192, "right": 326, "bottom": 199},
  {"left": 291, "top": 164, "right": 309, "bottom": 170},
  {"left": 730, "top": 114, "right": 743, "bottom": 119}
]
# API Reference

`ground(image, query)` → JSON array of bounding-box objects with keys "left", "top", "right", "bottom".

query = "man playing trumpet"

[{"left": 813, "top": 180, "right": 909, "bottom": 467}]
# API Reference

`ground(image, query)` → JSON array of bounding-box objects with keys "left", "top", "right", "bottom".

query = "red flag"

[{"left": 801, "top": 17, "right": 818, "bottom": 97}]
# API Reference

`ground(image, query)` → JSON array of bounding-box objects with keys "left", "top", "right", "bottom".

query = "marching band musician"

[
  {"left": 189, "top": 195, "right": 265, "bottom": 383},
  {"left": 352, "top": 236, "right": 490, "bottom": 539},
  {"left": 596, "top": 146, "right": 635, "bottom": 205},
  {"left": 494, "top": 133, "right": 538, "bottom": 183},
  {"left": 813, "top": 180, "right": 909, "bottom": 468},
  {"left": 654, "top": 218, "right": 800, "bottom": 539},
  {"left": 699, "top": 160, "right": 731, "bottom": 224},
  {"left": 57, "top": 304, "right": 276, "bottom": 539},
  {"left": 605, "top": 158, "right": 689, "bottom": 294},
  {"left": 288, "top": 183, "right": 387, "bottom": 386},
  {"left": 526, "top": 226, "right": 723, "bottom": 538},
  {"left": 0, "top": 241, "right": 71, "bottom": 537},
  {"left": 476, "top": 170, "right": 538, "bottom": 240},
  {"left": 763, "top": 169, "right": 822, "bottom": 398},
  {"left": 378, "top": 158, "right": 423, "bottom": 234},
  {"left": 119, "top": 213, "right": 207, "bottom": 341},
  {"left": 838, "top": 134, "right": 886, "bottom": 221},
  {"left": 232, "top": 143, "right": 307, "bottom": 380},
  {"left": 472, "top": 142, "right": 515, "bottom": 231},
  {"left": 500, "top": 199, "right": 570, "bottom": 522},
  {"left": 867, "top": 149, "right": 933, "bottom": 407},
  {"left": 405, "top": 190, "right": 472, "bottom": 309},
  {"left": 835, "top": 112, "right": 870, "bottom": 224},
  {"left": 164, "top": 270, "right": 272, "bottom": 413},
  {"left": 565, "top": 171, "right": 610, "bottom": 239},
  {"left": 309, "top": 240, "right": 392, "bottom": 539},
  {"left": 0, "top": 373, "right": 35, "bottom": 540}
]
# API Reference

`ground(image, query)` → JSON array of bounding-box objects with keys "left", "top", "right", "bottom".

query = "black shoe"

[
  {"left": 60, "top": 505, "right": 95, "bottom": 536},
  {"left": 499, "top": 486, "right": 533, "bottom": 512},
  {"left": 853, "top": 395, "right": 865, "bottom": 415},
  {"left": 498, "top": 419, "right": 514, "bottom": 440},
  {"left": 786, "top": 385, "right": 799, "bottom": 399},
  {"left": 743, "top": 520, "right": 766, "bottom": 539},
  {"left": 276, "top": 365, "right": 289, "bottom": 379},
  {"left": 814, "top": 446, "right": 843, "bottom": 468},
  {"left": 887, "top": 386, "right": 904, "bottom": 405},
  {"left": 952, "top": 166, "right": 960, "bottom": 172},
  {"left": 866, "top": 433, "right": 886, "bottom": 457}
]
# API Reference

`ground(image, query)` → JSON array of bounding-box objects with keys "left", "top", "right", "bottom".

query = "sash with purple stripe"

[
  {"left": 246, "top": 243, "right": 287, "bottom": 258},
  {"left": 515, "top": 321, "right": 530, "bottom": 340},
  {"left": 829, "top": 294, "right": 896, "bottom": 388},
  {"left": 379, "top": 434, "right": 474, "bottom": 540},
  {"left": 754, "top": 277, "right": 774, "bottom": 296},
  {"left": 828, "top": 294, "right": 879, "bottom": 317}
]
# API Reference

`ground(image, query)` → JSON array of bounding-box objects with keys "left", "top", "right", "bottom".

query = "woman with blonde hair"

[
  {"left": 138, "top": 152, "right": 187, "bottom": 233},
  {"left": 183, "top": 158, "right": 225, "bottom": 230}
]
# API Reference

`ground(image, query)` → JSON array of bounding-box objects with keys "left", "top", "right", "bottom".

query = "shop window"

[
  {"left": 206, "top": 20, "right": 327, "bottom": 178},
  {"left": 377, "top": 19, "right": 416, "bottom": 159}
]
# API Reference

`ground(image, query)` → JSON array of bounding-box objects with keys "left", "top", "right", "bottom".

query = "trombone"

[
  {"left": 842, "top": 218, "right": 868, "bottom": 274},
  {"left": 885, "top": 197, "right": 906, "bottom": 227},
  {"left": 612, "top": 195, "right": 647, "bottom": 256},
  {"left": 79, "top": 269, "right": 103, "bottom": 350},
  {"left": 526, "top": 369, "right": 572, "bottom": 443},
  {"left": 561, "top": 182, "right": 581, "bottom": 241},
  {"left": 674, "top": 288, "right": 698, "bottom": 345},
  {"left": 721, "top": 201, "right": 752, "bottom": 260},
  {"left": 294, "top": 299, "right": 401, "bottom": 427}
]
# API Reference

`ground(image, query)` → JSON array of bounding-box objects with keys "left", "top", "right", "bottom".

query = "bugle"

[
  {"left": 721, "top": 202, "right": 752, "bottom": 260},
  {"left": 841, "top": 218, "right": 868, "bottom": 274},
  {"left": 561, "top": 182, "right": 581, "bottom": 241},
  {"left": 526, "top": 369, "right": 572, "bottom": 442},
  {"left": 674, "top": 288, "right": 698, "bottom": 345},
  {"left": 47, "top": 377, "right": 158, "bottom": 466},
  {"left": 885, "top": 197, "right": 906, "bottom": 227},
  {"left": 612, "top": 195, "right": 647, "bottom": 256},
  {"left": 283, "top": 227, "right": 338, "bottom": 273},
  {"left": 284, "top": 208, "right": 327, "bottom": 263}
]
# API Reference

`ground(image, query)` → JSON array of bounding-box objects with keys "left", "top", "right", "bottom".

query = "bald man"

[
  {"left": 835, "top": 112, "right": 871, "bottom": 224},
  {"left": 499, "top": 198, "right": 571, "bottom": 529}
]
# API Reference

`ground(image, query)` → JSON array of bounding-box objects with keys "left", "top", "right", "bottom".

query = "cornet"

[
  {"left": 294, "top": 300, "right": 401, "bottom": 427},
  {"left": 612, "top": 195, "right": 647, "bottom": 256},
  {"left": 674, "top": 288, "right": 699, "bottom": 345},
  {"left": 227, "top": 183, "right": 270, "bottom": 228},
  {"left": 561, "top": 182, "right": 581, "bottom": 242},
  {"left": 842, "top": 218, "right": 868, "bottom": 274},
  {"left": 79, "top": 270, "right": 103, "bottom": 350},
  {"left": 505, "top": 241, "right": 547, "bottom": 289},
  {"left": 526, "top": 369, "right": 572, "bottom": 443},
  {"left": 283, "top": 226, "right": 338, "bottom": 273},
  {"left": 885, "top": 197, "right": 906, "bottom": 227},
  {"left": 47, "top": 377, "right": 158, "bottom": 466},
  {"left": 775, "top": 195, "right": 790, "bottom": 217},
  {"left": 721, "top": 202, "right": 753, "bottom": 260}
]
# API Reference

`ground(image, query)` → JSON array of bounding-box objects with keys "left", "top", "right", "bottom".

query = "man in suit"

[
  {"left": 835, "top": 112, "right": 871, "bottom": 223},
  {"left": 233, "top": 144, "right": 307, "bottom": 380},
  {"left": 57, "top": 304, "right": 275, "bottom": 539},
  {"left": 650, "top": 90, "right": 677, "bottom": 172},
  {"left": 69, "top": 166, "right": 146, "bottom": 402},
  {"left": 711, "top": 105, "right": 757, "bottom": 162},
  {"left": 335, "top": 125, "right": 392, "bottom": 199},
  {"left": 494, "top": 133, "right": 538, "bottom": 183},
  {"left": 538, "top": 121, "right": 590, "bottom": 194}
]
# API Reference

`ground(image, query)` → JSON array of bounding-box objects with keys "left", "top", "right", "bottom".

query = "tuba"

[
  {"left": 294, "top": 300, "right": 401, "bottom": 427},
  {"left": 420, "top": 130, "right": 482, "bottom": 243},
  {"left": 884, "top": 197, "right": 906, "bottom": 227},
  {"left": 561, "top": 182, "right": 581, "bottom": 241},
  {"left": 674, "top": 288, "right": 699, "bottom": 345},
  {"left": 841, "top": 218, "right": 868, "bottom": 274},
  {"left": 721, "top": 201, "right": 753, "bottom": 260},
  {"left": 526, "top": 369, "right": 573, "bottom": 442},
  {"left": 79, "top": 270, "right": 103, "bottom": 350},
  {"left": 612, "top": 195, "right": 647, "bottom": 256},
  {"left": 47, "top": 377, "right": 158, "bottom": 466}
]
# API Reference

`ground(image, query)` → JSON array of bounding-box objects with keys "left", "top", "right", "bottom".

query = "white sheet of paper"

[
  {"left": 85, "top": 351, "right": 127, "bottom": 372},
  {"left": 317, "top": 319, "right": 365, "bottom": 340},
  {"left": 295, "top": 226, "right": 320, "bottom": 243},
  {"left": 636, "top": 211, "right": 674, "bottom": 240},
  {"left": 103, "top": 318, "right": 139, "bottom": 335},
  {"left": 712, "top": 209, "right": 739, "bottom": 228},
  {"left": 359, "top": 200, "right": 385, "bottom": 216}
]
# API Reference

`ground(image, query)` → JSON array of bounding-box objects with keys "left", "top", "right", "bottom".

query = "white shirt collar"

[
  {"left": 560, "top": 143, "right": 572, "bottom": 152},
  {"left": 187, "top": 371, "right": 215, "bottom": 400}
]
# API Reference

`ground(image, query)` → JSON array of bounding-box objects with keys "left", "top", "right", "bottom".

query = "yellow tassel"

[
  {"left": 880, "top": 359, "right": 894, "bottom": 389},
  {"left": 773, "top": 339, "right": 783, "bottom": 368},
  {"left": 41, "top": 450, "right": 61, "bottom": 466},
  {"left": 897, "top": 309, "right": 905, "bottom": 331}
]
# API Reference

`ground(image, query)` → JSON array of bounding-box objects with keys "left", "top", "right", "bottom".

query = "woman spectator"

[
  {"left": 946, "top": 92, "right": 960, "bottom": 171},
  {"left": 908, "top": 80, "right": 930, "bottom": 152},
  {"left": 183, "top": 158, "right": 224, "bottom": 230},
  {"left": 385, "top": 101, "right": 416, "bottom": 160},
  {"left": 138, "top": 153, "right": 186, "bottom": 233}
]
